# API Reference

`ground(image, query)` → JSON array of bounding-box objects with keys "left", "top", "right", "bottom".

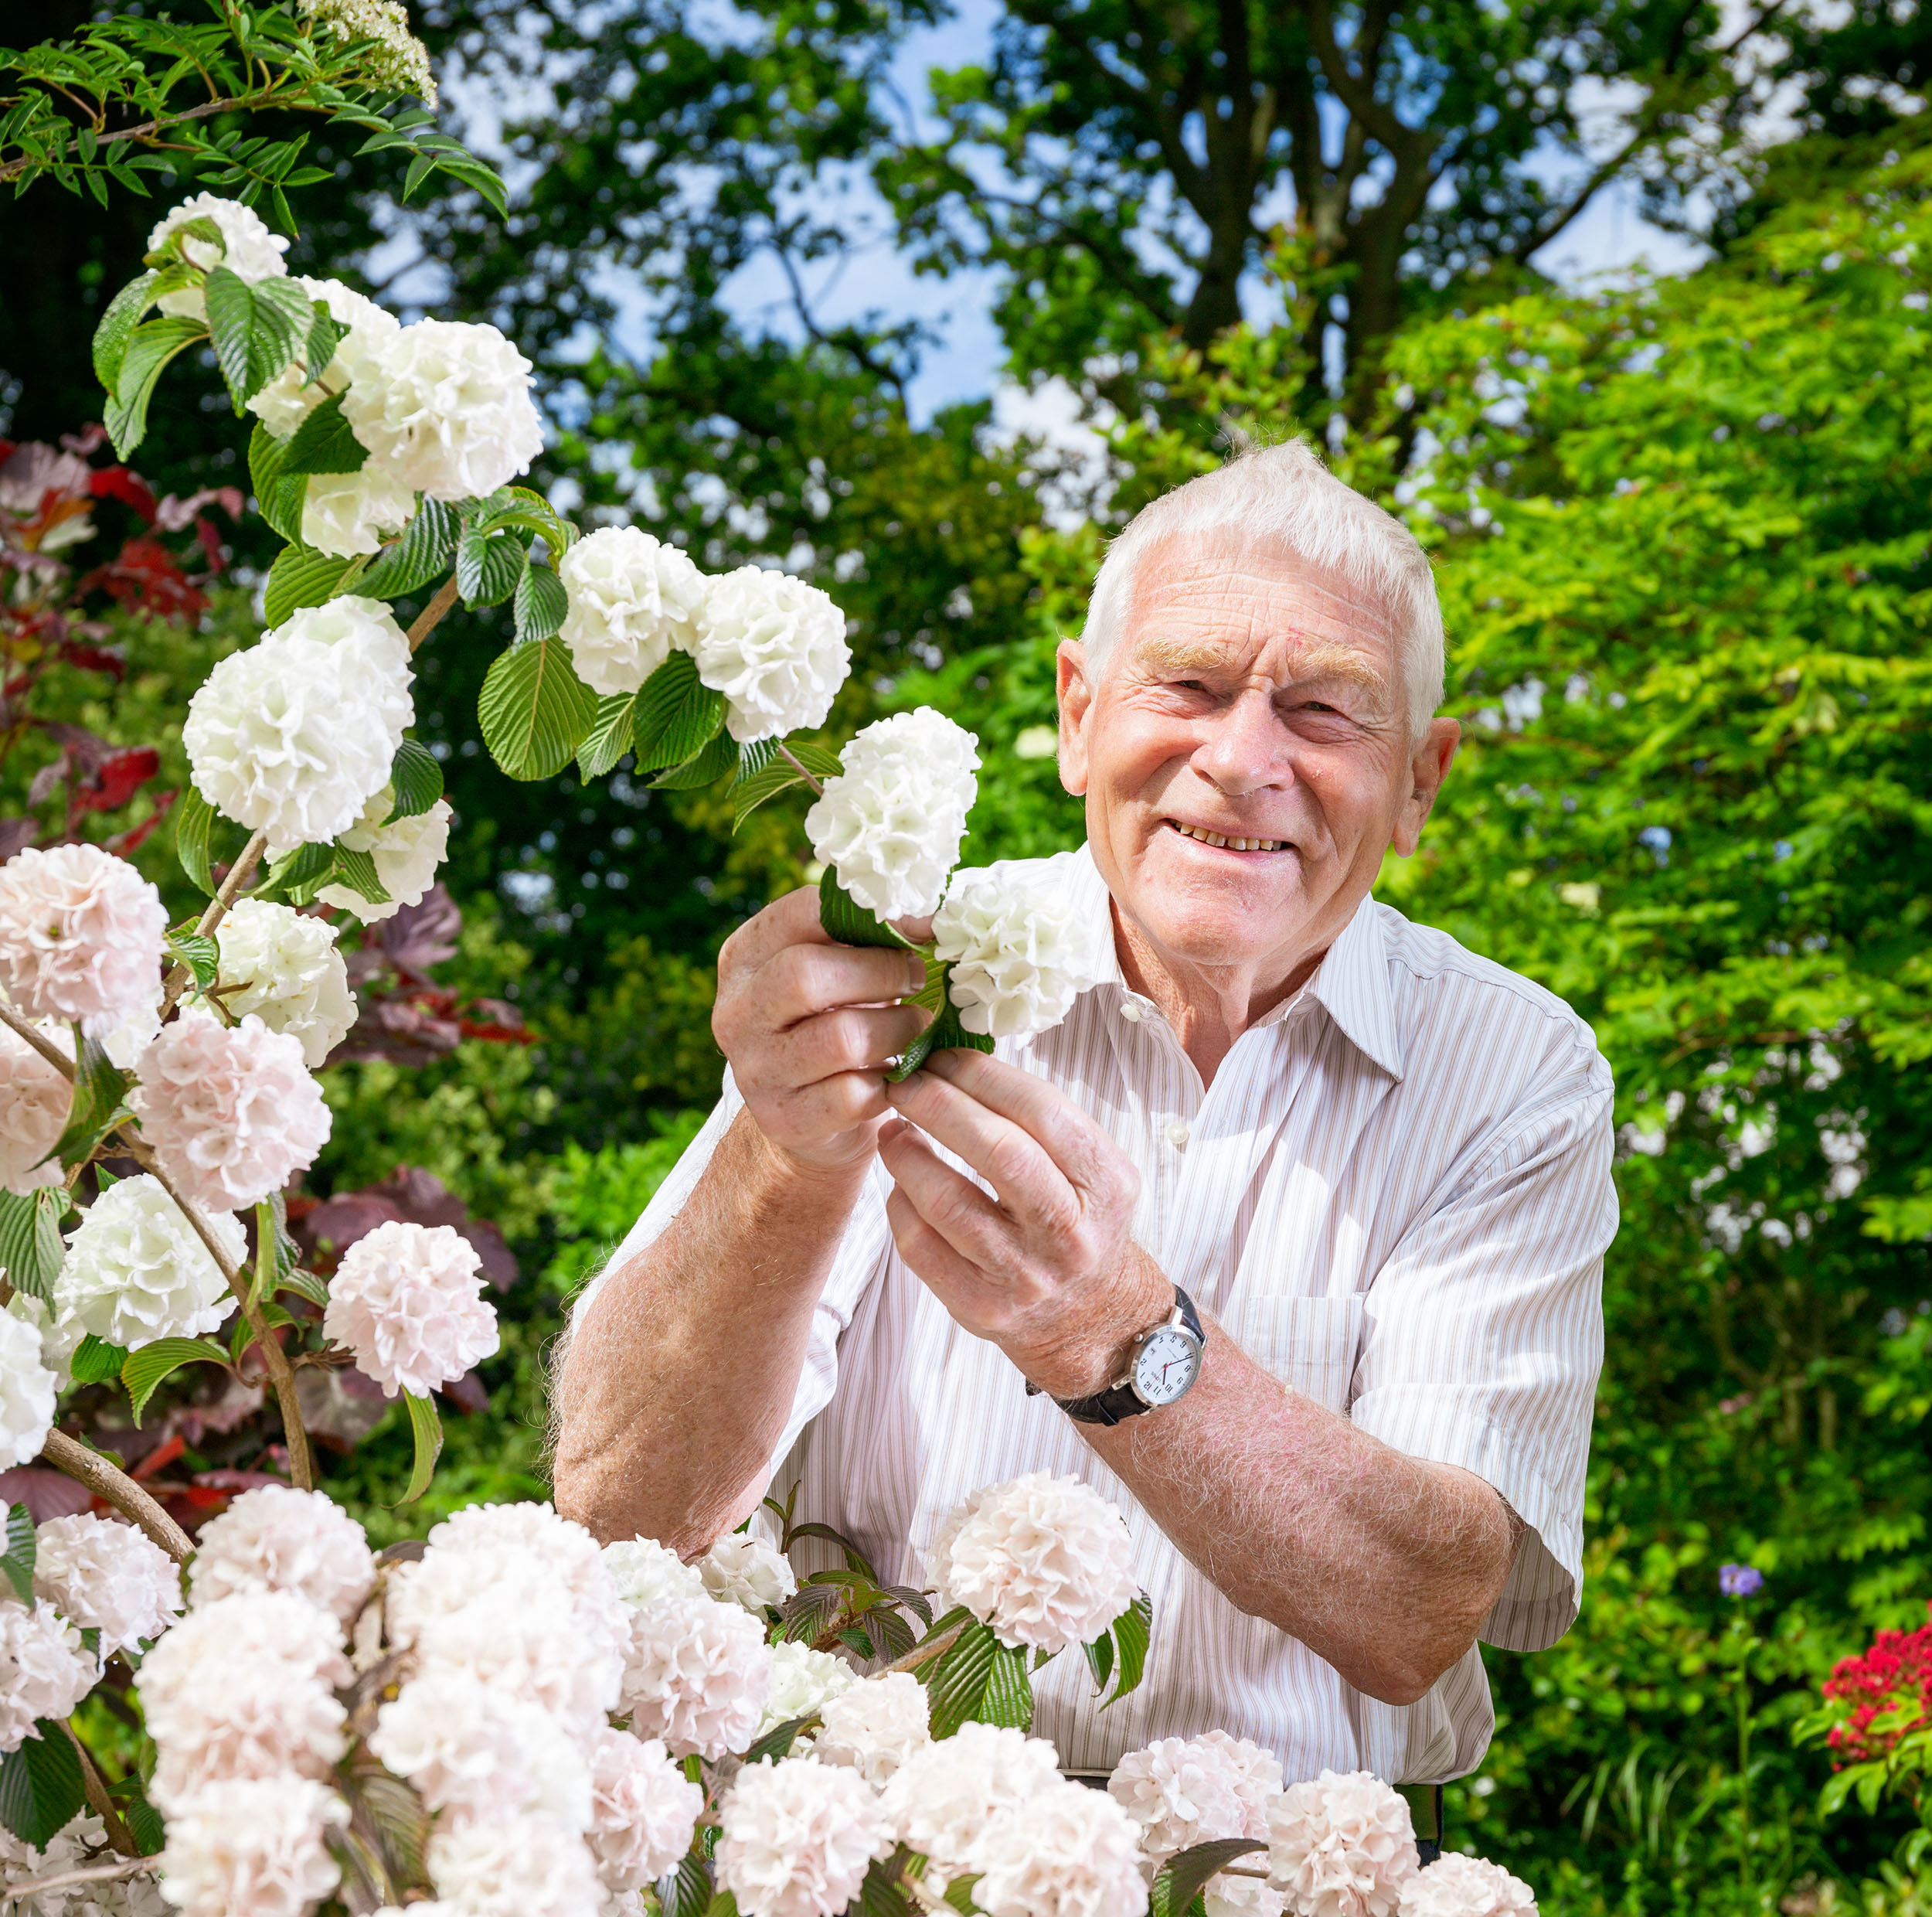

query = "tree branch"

[
  {"left": 406, "top": 576, "right": 463, "bottom": 652},
  {"left": 0, "top": 999, "right": 73, "bottom": 1076},
  {"left": 885, "top": 1620, "right": 964, "bottom": 1675},
  {"left": 60, "top": 1722, "right": 141, "bottom": 1857},
  {"left": 0, "top": 1854, "right": 158, "bottom": 1898},
  {"left": 39, "top": 1431, "right": 193, "bottom": 1563},
  {"left": 0, "top": 89, "right": 281, "bottom": 185},
  {"left": 159, "top": 826, "right": 269, "bottom": 1013}
]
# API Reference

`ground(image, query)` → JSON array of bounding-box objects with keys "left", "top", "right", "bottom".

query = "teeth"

[{"left": 1173, "top": 823, "right": 1284, "bottom": 853}]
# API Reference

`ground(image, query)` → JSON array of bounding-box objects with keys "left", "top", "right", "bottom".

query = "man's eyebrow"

[{"left": 1131, "top": 630, "right": 1389, "bottom": 695}]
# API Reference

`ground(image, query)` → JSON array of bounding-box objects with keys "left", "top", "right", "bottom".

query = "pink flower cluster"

[{"left": 1822, "top": 1602, "right": 1932, "bottom": 1764}]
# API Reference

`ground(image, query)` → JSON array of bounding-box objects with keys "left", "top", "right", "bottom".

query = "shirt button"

[
  {"left": 1121, "top": 1002, "right": 1143, "bottom": 1023},
  {"left": 1166, "top": 1120, "right": 1190, "bottom": 1149}
]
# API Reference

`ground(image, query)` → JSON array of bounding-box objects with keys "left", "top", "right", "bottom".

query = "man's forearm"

[
  {"left": 553, "top": 1109, "right": 866, "bottom": 1554},
  {"left": 1090, "top": 1313, "right": 1521, "bottom": 1707}
]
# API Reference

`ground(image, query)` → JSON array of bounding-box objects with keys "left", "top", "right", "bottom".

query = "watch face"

[{"left": 1132, "top": 1326, "right": 1200, "bottom": 1407}]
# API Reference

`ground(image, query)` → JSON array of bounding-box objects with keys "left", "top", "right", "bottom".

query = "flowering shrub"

[{"left": 1804, "top": 1604, "right": 1932, "bottom": 1852}]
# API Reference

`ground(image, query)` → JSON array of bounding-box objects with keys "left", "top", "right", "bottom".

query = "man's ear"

[
  {"left": 1056, "top": 639, "right": 1094, "bottom": 797},
  {"left": 1390, "top": 717, "right": 1460, "bottom": 856}
]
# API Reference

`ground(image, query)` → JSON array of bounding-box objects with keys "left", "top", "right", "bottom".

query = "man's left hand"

[{"left": 879, "top": 1050, "right": 1173, "bottom": 1397}]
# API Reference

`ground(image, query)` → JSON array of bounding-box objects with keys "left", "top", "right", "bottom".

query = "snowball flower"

[
  {"left": 6, "top": 1291, "right": 81, "bottom": 1391},
  {"left": 814, "top": 1670, "right": 930, "bottom": 1786},
  {"left": 33, "top": 1513, "right": 183, "bottom": 1655},
  {"left": 604, "top": 1535, "right": 706, "bottom": 1611},
  {"left": 879, "top": 1721, "right": 1062, "bottom": 1873},
  {"left": 0, "top": 1311, "right": 56, "bottom": 1472},
  {"left": 620, "top": 1592, "right": 774, "bottom": 1759},
  {"left": 186, "top": 1484, "right": 376, "bottom": 1624},
  {"left": 342, "top": 318, "right": 545, "bottom": 502},
  {"left": 208, "top": 897, "right": 356, "bottom": 1067},
  {"left": 716, "top": 1757, "right": 892, "bottom": 1917},
  {"left": 0, "top": 1812, "right": 167, "bottom": 1917},
  {"left": 692, "top": 567, "right": 850, "bottom": 743},
  {"left": 128, "top": 1008, "right": 331, "bottom": 1214},
  {"left": 427, "top": 1814, "right": 604, "bottom": 1917},
  {"left": 183, "top": 596, "right": 414, "bottom": 855},
  {"left": 0, "top": 844, "right": 166, "bottom": 1034},
  {"left": 804, "top": 708, "right": 980, "bottom": 920},
  {"left": 1399, "top": 1854, "right": 1538, "bottom": 1917},
  {"left": 0, "top": 1600, "right": 99, "bottom": 1751},
  {"left": 759, "top": 1639, "right": 857, "bottom": 1735},
  {"left": 147, "top": 193, "right": 289, "bottom": 318},
  {"left": 1267, "top": 1770, "right": 1418, "bottom": 1917},
  {"left": 560, "top": 526, "right": 706, "bottom": 695},
  {"left": 974, "top": 1776, "right": 1149, "bottom": 1917},
  {"left": 371, "top": 1667, "right": 591, "bottom": 1825},
  {"left": 928, "top": 1472, "right": 1138, "bottom": 1653},
  {"left": 587, "top": 1727, "right": 705, "bottom": 1890},
  {"left": 934, "top": 850, "right": 1110, "bottom": 1038},
  {"left": 158, "top": 1777, "right": 345, "bottom": 1917},
  {"left": 1112, "top": 1731, "right": 1282, "bottom": 1914},
  {"left": 322, "top": 1219, "right": 500, "bottom": 1396},
  {"left": 100, "top": 984, "right": 164, "bottom": 1073},
  {"left": 138, "top": 1591, "right": 350, "bottom": 1807},
  {"left": 55, "top": 1173, "right": 244, "bottom": 1349},
  {"left": 699, "top": 1531, "right": 797, "bottom": 1614},
  {"left": 316, "top": 790, "right": 451, "bottom": 923},
  {"left": 247, "top": 274, "right": 401, "bottom": 437},
  {"left": 303, "top": 466, "right": 419, "bottom": 559},
  {"left": 0, "top": 1019, "right": 67, "bottom": 1196}
]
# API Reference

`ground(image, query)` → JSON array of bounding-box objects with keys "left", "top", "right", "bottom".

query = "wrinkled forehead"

[{"left": 1115, "top": 531, "right": 1402, "bottom": 693}]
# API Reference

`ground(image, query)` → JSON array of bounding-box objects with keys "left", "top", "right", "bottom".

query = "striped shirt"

[{"left": 583, "top": 846, "right": 1614, "bottom": 1784}]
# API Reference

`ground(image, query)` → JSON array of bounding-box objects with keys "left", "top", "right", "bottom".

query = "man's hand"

[
  {"left": 879, "top": 1049, "right": 1171, "bottom": 1396},
  {"left": 713, "top": 888, "right": 932, "bottom": 1174}
]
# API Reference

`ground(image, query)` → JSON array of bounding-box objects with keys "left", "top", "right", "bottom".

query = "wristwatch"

[{"left": 1025, "top": 1285, "right": 1206, "bottom": 1426}]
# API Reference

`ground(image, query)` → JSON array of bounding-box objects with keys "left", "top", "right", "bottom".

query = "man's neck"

[{"left": 1112, "top": 904, "right": 1328, "bottom": 1087}]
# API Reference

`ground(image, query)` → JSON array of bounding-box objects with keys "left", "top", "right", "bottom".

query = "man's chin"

[{"left": 1119, "top": 843, "right": 1320, "bottom": 969}]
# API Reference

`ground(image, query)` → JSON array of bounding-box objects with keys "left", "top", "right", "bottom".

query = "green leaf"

[
  {"left": 280, "top": 390, "right": 367, "bottom": 476},
  {"left": 260, "top": 841, "right": 335, "bottom": 909},
  {"left": 884, "top": 971, "right": 992, "bottom": 1083},
  {"left": 0, "top": 1189, "right": 66, "bottom": 1306},
  {"left": 202, "top": 264, "right": 257, "bottom": 410},
  {"left": 328, "top": 845, "right": 390, "bottom": 907},
  {"left": 175, "top": 784, "right": 217, "bottom": 894},
  {"left": 69, "top": 1335, "right": 128, "bottom": 1386},
  {"left": 165, "top": 931, "right": 219, "bottom": 993},
  {"left": 91, "top": 267, "right": 160, "bottom": 390},
  {"left": 1150, "top": 1839, "right": 1269, "bottom": 1917},
  {"left": 358, "top": 497, "right": 456, "bottom": 601},
  {"left": 655, "top": 1854, "right": 713, "bottom": 1917},
  {"left": 1, "top": 1507, "right": 36, "bottom": 1606},
  {"left": 513, "top": 560, "right": 568, "bottom": 642},
  {"left": 50, "top": 1033, "right": 129, "bottom": 1170},
  {"left": 248, "top": 424, "right": 308, "bottom": 546},
  {"left": 577, "top": 694, "right": 638, "bottom": 781},
  {"left": 121, "top": 1338, "right": 230, "bottom": 1422},
  {"left": 730, "top": 737, "right": 841, "bottom": 829},
  {"left": 0, "top": 1726, "right": 86, "bottom": 1849},
  {"left": 249, "top": 278, "right": 318, "bottom": 397},
  {"left": 389, "top": 738, "right": 444, "bottom": 819},
  {"left": 941, "top": 1875, "right": 981, "bottom": 1912},
  {"left": 396, "top": 1391, "right": 442, "bottom": 1505},
  {"left": 631, "top": 652, "right": 726, "bottom": 774},
  {"left": 923, "top": 1616, "right": 1009, "bottom": 1738},
  {"left": 277, "top": 1267, "right": 331, "bottom": 1309},
  {"left": 853, "top": 1854, "right": 918, "bottom": 1917},
  {"left": 651, "top": 728, "right": 738, "bottom": 790},
  {"left": 307, "top": 308, "right": 349, "bottom": 379},
  {"left": 819, "top": 865, "right": 915, "bottom": 952},
  {"left": 1092, "top": 1592, "right": 1151, "bottom": 1708},
  {"left": 264, "top": 543, "right": 360, "bottom": 626},
  {"left": 478, "top": 638, "right": 600, "bottom": 781},
  {"left": 742, "top": 1715, "right": 817, "bottom": 1765},
  {"left": 114, "top": 1782, "right": 166, "bottom": 1857},
  {"left": 456, "top": 524, "right": 529, "bottom": 608},
  {"left": 105, "top": 316, "right": 205, "bottom": 458}
]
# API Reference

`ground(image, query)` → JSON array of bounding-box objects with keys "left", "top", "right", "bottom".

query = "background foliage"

[{"left": 5, "top": 0, "right": 1932, "bottom": 1910}]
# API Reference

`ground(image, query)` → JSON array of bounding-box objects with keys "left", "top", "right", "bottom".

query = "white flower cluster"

[
  {"left": 927, "top": 1471, "right": 1138, "bottom": 1653},
  {"left": 147, "top": 195, "right": 289, "bottom": 320},
  {"left": 54, "top": 1174, "right": 244, "bottom": 1350},
  {"left": 0, "top": 1310, "right": 56, "bottom": 1471},
  {"left": 0, "top": 1811, "right": 167, "bottom": 1916},
  {"left": 298, "top": 0, "right": 438, "bottom": 106},
  {"left": 187, "top": 1485, "right": 376, "bottom": 1624},
  {"left": 759, "top": 1637, "right": 856, "bottom": 1735},
  {"left": 0, "top": 843, "right": 166, "bottom": 1036},
  {"left": 1112, "top": 1731, "right": 1284, "bottom": 1915},
  {"left": 0, "top": 1017, "right": 68, "bottom": 1198},
  {"left": 805, "top": 707, "right": 981, "bottom": 920},
  {"left": 560, "top": 526, "right": 705, "bottom": 694},
  {"left": 321, "top": 1218, "right": 501, "bottom": 1397},
  {"left": 934, "top": 850, "right": 1111, "bottom": 1038},
  {"left": 316, "top": 785, "right": 452, "bottom": 924},
  {"left": 698, "top": 1529, "right": 798, "bottom": 1612},
  {"left": 183, "top": 596, "right": 414, "bottom": 857},
  {"left": 0, "top": 1599, "right": 100, "bottom": 1752},
  {"left": 1267, "top": 1769, "right": 1420, "bottom": 1917},
  {"left": 1400, "top": 1855, "right": 1539, "bottom": 1917},
  {"left": 202, "top": 898, "right": 356, "bottom": 1068},
  {"left": 32, "top": 1512, "right": 183, "bottom": 1657}
]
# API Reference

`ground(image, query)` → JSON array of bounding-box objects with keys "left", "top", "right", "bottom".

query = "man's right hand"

[{"left": 713, "top": 887, "right": 932, "bottom": 1173}]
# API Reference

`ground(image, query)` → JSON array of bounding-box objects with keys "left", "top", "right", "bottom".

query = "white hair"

[{"left": 1079, "top": 439, "right": 1445, "bottom": 736}]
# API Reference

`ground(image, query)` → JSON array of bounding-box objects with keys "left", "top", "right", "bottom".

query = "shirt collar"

[{"left": 1072, "top": 844, "right": 1406, "bottom": 1082}]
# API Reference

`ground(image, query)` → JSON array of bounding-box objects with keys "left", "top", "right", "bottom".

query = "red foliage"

[
  {"left": 79, "top": 533, "right": 208, "bottom": 622},
  {"left": 1821, "top": 1605, "right": 1932, "bottom": 1764}
]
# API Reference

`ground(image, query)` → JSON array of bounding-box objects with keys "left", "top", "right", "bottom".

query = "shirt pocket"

[{"left": 1223, "top": 1294, "right": 1366, "bottom": 1414}]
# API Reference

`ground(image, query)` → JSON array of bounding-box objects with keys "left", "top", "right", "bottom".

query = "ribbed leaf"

[
  {"left": 396, "top": 1392, "right": 442, "bottom": 1504},
  {"left": 1150, "top": 1840, "right": 1268, "bottom": 1917},
  {"left": 922, "top": 1616, "right": 1002, "bottom": 1739},
  {"left": 248, "top": 424, "right": 308, "bottom": 545},
  {"left": 165, "top": 931, "right": 219, "bottom": 992},
  {"left": 455, "top": 524, "right": 528, "bottom": 608},
  {"left": 0, "top": 1727, "right": 85, "bottom": 1848},
  {"left": 1, "top": 1507, "right": 35, "bottom": 1606},
  {"left": 742, "top": 1716, "right": 815, "bottom": 1765},
  {"left": 202, "top": 264, "right": 257, "bottom": 409},
  {"left": 121, "top": 1337, "right": 229, "bottom": 1421},
  {"left": 91, "top": 268, "right": 161, "bottom": 390},
  {"left": 631, "top": 652, "right": 725, "bottom": 773},
  {"left": 576, "top": 694, "right": 637, "bottom": 780},
  {"left": 389, "top": 739, "right": 444, "bottom": 819},
  {"left": 655, "top": 1855, "right": 713, "bottom": 1917},
  {"left": 249, "top": 278, "right": 317, "bottom": 397},
  {"left": 478, "top": 639, "right": 599, "bottom": 781},
  {"left": 1092, "top": 1592, "right": 1152, "bottom": 1708},
  {"left": 819, "top": 865, "right": 913, "bottom": 952},
  {"left": 264, "top": 543, "right": 359, "bottom": 626},
  {"left": 50, "top": 1034, "right": 128, "bottom": 1169},
  {"left": 69, "top": 1336, "right": 128, "bottom": 1386},
  {"left": 328, "top": 846, "right": 390, "bottom": 907},
  {"left": 175, "top": 784, "right": 216, "bottom": 894},
  {"left": 359, "top": 498, "right": 456, "bottom": 601},
  {"left": 0, "top": 1190, "right": 66, "bottom": 1305},
  {"left": 307, "top": 308, "right": 349, "bottom": 380},
  {"left": 885, "top": 972, "right": 992, "bottom": 1082},
  {"left": 513, "top": 560, "right": 567, "bottom": 642},
  {"left": 280, "top": 390, "right": 366, "bottom": 475},
  {"left": 730, "top": 737, "right": 840, "bottom": 829},
  {"left": 854, "top": 1853, "right": 917, "bottom": 1917},
  {"left": 650, "top": 728, "right": 737, "bottom": 790},
  {"left": 105, "top": 316, "right": 204, "bottom": 458},
  {"left": 261, "top": 841, "right": 335, "bottom": 909}
]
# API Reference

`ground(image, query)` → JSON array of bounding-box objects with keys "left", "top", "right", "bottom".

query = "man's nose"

[{"left": 1195, "top": 687, "right": 1291, "bottom": 795}]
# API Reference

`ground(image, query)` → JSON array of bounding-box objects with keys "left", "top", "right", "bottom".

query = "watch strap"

[{"left": 1031, "top": 1285, "right": 1204, "bottom": 1426}]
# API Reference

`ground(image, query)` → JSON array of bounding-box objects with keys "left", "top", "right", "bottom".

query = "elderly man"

[{"left": 555, "top": 441, "right": 1613, "bottom": 1813}]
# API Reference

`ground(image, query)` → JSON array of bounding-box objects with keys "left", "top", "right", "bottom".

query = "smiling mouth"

[{"left": 1168, "top": 821, "right": 1290, "bottom": 853}]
